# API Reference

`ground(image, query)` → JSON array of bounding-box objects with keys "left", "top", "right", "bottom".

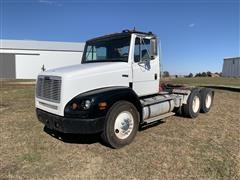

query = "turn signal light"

[{"left": 98, "top": 102, "right": 107, "bottom": 110}]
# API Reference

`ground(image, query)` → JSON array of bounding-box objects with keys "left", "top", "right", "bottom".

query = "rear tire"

[
  {"left": 182, "top": 89, "right": 201, "bottom": 118},
  {"left": 101, "top": 101, "right": 139, "bottom": 149},
  {"left": 200, "top": 88, "right": 214, "bottom": 113}
]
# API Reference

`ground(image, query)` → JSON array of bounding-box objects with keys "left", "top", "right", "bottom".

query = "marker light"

[
  {"left": 71, "top": 103, "right": 78, "bottom": 110},
  {"left": 99, "top": 102, "right": 107, "bottom": 110}
]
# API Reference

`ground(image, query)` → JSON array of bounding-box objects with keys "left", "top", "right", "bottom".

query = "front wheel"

[{"left": 101, "top": 101, "right": 139, "bottom": 149}]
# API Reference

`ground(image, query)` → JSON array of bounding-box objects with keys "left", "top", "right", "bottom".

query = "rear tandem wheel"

[
  {"left": 200, "top": 88, "right": 214, "bottom": 113},
  {"left": 182, "top": 89, "right": 201, "bottom": 118}
]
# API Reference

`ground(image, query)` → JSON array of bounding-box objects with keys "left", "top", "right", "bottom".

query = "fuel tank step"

[
  {"left": 143, "top": 112, "right": 175, "bottom": 124},
  {"left": 141, "top": 96, "right": 174, "bottom": 106}
]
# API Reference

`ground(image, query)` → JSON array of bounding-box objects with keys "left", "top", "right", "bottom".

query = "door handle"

[
  {"left": 122, "top": 74, "right": 129, "bottom": 78},
  {"left": 154, "top": 73, "right": 157, "bottom": 80}
]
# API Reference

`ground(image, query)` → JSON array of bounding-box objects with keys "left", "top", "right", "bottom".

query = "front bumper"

[{"left": 36, "top": 108, "right": 105, "bottom": 134}]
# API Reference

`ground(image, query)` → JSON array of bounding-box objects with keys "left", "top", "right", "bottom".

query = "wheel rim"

[
  {"left": 114, "top": 111, "right": 134, "bottom": 140},
  {"left": 192, "top": 96, "right": 200, "bottom": 113},
  {"left": 205, "top": 93, "right": 212, "bottom": 109}
]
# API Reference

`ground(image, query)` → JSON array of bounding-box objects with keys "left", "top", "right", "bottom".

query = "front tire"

[{"left": 101, "top": 101, "right": 139, "bottom": 149}]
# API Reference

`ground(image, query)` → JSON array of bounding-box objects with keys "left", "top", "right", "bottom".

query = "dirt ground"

[{"left": 0, "top": 83, "right": 239, "bottom": 179}]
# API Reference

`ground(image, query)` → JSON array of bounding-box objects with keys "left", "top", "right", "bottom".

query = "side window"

[
  {"left": 134, "top": 38, "right": 151, "bottom": 63},
  {"left": 134, "top": 38, "right": 141, "bottom": 62},
  {"left": 141, "top": 39, "right": 151, "bottom": 61}
]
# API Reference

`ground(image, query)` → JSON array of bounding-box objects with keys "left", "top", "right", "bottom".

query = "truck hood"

[
  {"left": 36, "top": 62, "right": 131, "bottom": 116},
  {"left": 40, "top": 62, "right": 128, "bottom": 78}
]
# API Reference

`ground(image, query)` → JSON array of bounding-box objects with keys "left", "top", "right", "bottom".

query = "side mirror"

[
  {"left": 138, "top": 59, "right": 151, "bottom": 70},
  {"left": 139, "top": 49, "right": 151, "bottom": 64},
  {"left": 138, "top": 59, "right": 149, "bottom": 65}
]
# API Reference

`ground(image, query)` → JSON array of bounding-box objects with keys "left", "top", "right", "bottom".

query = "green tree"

[
  {"left": 163, "top": 71, "right": 170, "bottom": 77},
  {"left": 207, "top": 71, "right": 212, "bottom": 77},
  {"left": 201, "top": 72, "right": 207, "bottom": 77},
  {"left": 195, "top": 72, "right": 201, "bottom": 77},
  {"left": 188, "top": 73, "right": 193, "bottom": 78}
]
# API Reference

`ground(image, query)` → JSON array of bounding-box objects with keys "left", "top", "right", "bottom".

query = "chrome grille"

[{"left": 36, "top": 75, "right": 61, "bottom": 103}]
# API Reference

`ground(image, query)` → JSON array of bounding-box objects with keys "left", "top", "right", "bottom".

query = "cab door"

[{"left": 131, "top": 36, "right": 159, "bottom": 97}]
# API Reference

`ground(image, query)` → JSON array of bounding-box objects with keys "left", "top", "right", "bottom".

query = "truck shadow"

[
  {"left": 43, "top": 126, "right": 101, "bottom": 145},
  {"left": 43, "top": 120, "right": 166, "bottom": 145},
  {"left": 139, "top": 120, "right": 165, "bottom": 131}
]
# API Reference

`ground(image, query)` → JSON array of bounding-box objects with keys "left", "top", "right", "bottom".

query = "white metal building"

[
  {"left": 222, "top": 57, "right": 240, "bottom": 77},
  {"left": 0, "top": 40, "right": 85, "bottom": 79}
]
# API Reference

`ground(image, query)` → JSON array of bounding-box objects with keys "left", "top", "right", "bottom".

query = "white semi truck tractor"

[{"left": 35, "top": 30, "right": 214, "bottom": 148}]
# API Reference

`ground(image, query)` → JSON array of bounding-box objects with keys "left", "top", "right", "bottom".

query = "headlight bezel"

[{"left": 69, "top": 98, "right": 95, "bottom": 111}]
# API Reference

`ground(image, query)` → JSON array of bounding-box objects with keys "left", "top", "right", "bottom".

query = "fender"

[{"left": 64, "top": 86, "right": 143, "bottom": 121}]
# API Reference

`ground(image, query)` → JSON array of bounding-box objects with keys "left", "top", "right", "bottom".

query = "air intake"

[{"left": 36, "top": 75, "right": 62, "bottom": 103}]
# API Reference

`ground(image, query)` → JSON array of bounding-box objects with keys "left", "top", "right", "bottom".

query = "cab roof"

[{"left": 87, "top": 29, "right": 156, "bottom": 43}]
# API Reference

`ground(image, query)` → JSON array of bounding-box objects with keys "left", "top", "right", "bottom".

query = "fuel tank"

[{"left": 141, "top": 95, "right": 175, "bottom": 120}]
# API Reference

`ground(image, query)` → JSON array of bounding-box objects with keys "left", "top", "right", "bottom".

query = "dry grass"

[
  {"left": 0, "top": 82, "right": 240, "bottom": 179},
  {"left": 166, "top": 77, "right": 240, "bottom": 88}
]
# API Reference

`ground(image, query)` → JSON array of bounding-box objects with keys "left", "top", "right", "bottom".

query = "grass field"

[
  {"left": 0, "top": 81, "right": 240, "bottom": 179},
  {"left": 166, "top": 77, "right": 240, "bottom": 88}
]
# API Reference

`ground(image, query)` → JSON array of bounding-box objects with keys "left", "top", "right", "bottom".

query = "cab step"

[{"left": 143, "top": 112, "right": 175, "bottom": 124}]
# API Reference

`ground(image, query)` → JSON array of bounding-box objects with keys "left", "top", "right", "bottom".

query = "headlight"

[
  {"left": 81, "top": 100, "right": 91, "bottom": 110},
  {"left": 70, "top": 99, "right": 93, "bottom": 111}
]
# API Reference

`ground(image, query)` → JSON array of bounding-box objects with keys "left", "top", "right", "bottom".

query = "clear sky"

[{"left": 1, "top": 0, "right": 239, "bottom": 75}]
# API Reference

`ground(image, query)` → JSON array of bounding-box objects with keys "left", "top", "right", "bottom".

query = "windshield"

[{"left": 82, "top": 36, "right": 131, "bottom": 63}]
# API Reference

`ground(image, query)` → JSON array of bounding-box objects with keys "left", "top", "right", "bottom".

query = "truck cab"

[{"left": 36, "top": 30, "right": 214, "bottom": 148}]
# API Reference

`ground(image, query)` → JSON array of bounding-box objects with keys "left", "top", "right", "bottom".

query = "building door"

[{"left": 0, "top": 53, "right": 16, "bottom": 79}]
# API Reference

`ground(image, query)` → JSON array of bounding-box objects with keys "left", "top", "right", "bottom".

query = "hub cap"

[
  {"left": 205, "top": 93, "right": 212, "bottom": 108},
  {"left": 114, "top": 111, "right": 134, "bottom": 140},
  {"left": 192, "top": 96, "right": 200, "bottom": 113}
]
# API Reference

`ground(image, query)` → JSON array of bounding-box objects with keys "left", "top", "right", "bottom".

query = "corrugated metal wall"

[
  {"left": 0, "top": 40, "right": 85, "bottom": 79},
  {"left": 222, "top": 58, "right": 240, "bottom": 77},
  {"left": 0, "top": 53, "right": 16, "bottom": 79}
]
